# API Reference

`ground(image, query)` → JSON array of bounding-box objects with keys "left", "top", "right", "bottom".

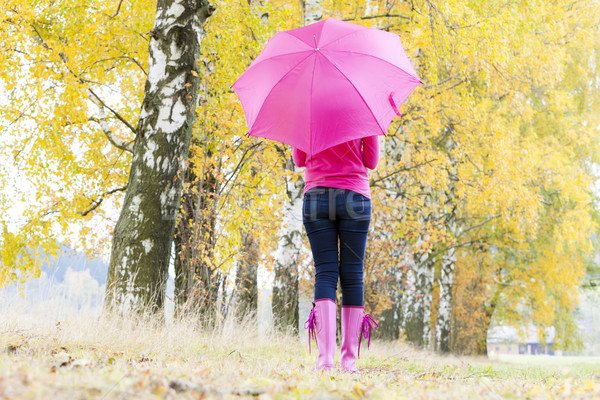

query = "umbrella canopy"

[{"left": 233, "top": 17, "right": 421, "bottom": 157}]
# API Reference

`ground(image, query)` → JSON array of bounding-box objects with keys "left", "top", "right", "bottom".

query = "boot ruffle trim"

[{"left": 357, "top": 313, "right": 378, "bottom": 358}]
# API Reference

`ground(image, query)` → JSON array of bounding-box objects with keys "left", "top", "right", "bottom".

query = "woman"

[{"left": 294, "top": 135, "right": 379, "bottom": 372}]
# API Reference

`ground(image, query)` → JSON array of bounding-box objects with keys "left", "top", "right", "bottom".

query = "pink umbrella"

[{"left": 233, "top": 17, "right": 421, "bottom": 157}]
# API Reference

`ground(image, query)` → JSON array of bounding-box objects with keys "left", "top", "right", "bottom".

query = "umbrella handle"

[{"left": 389, "top": 93, "right": 402, "bottom": 117}]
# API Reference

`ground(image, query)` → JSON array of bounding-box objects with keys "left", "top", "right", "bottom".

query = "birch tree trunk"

[
  {"left": 401, "top": 192, "right": 436, "bottom": 349},
  {"left": 235, "top": 231, "right": 259, "bottom": 319},
  {"left": 301, "top": 0, "right": 323, "bottom": 26},
  {"left": 365, "top": 0, "right": 378, "bottom": 16},
  {"left": 104, "top": 0, "right": 214, "bottom": 315},
  {"left": 435, "top": 214, "right": 457, "bottom": 352},
  {"left": 435, "top": 136, "right": 459, "bottom": 353},
  {"left": 272, "top": 156, "right": 304, "bottom": 332},
  {"left": 403, "top": 253, "right": 435, "bottom": 348},
  {"left": 173, "top": 152, "right": 222, "bottom": 321},
  {"left": 378, "top": 244, "right": 407, "bottom": 340},
  {"left": 173, "top": 164, "right": 196, "bottom": 314},
  {"left": 377, "top": 136, "right": 410, "bottom": 340}
]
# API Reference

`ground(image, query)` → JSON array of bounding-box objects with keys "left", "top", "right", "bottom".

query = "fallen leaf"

[{"left": 134, "top": 369, "right": 151, "bottom": 389}]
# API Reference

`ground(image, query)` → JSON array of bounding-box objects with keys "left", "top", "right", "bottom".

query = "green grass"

[{"left": 1, "top": 313, "right": 600, "bottom": 399}]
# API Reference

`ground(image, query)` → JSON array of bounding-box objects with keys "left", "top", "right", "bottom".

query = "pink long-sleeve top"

[{"left": 292, "top": 135, "right": 380, "bottom": 199}]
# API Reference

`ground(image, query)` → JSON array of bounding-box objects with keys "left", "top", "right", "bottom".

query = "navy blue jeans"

[{"left": 303, "top": 187, "right": 371, "bottom": 307}]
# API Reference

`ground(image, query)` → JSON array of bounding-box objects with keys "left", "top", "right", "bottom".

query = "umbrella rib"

[
  {"left": 319, "top": 52, "right": 387, "bottom": 137},
  {"left": 281, "top": 31, "right": 315, "bottom": 50},
  {"left": 238, "top": 50, "right": 314, "bottom": 78},
  {"left": 247, "top": 52, "right": 315, "bottom": 135},
  {"left": 309, "top": 54, "right": 318, "bottom": 156},
  {"left": 325, "top": 49, "right": 421, "bottom": 82},
  {"left": 319, "top": 28, "right": 370, "bottom": 50}
]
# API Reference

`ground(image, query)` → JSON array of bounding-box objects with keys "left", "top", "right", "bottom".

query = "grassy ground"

[{"left": 1, "top": 313, "right": 600, "bottom": 399}]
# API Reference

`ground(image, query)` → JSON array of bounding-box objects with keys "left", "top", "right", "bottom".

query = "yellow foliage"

[
  {"left": 0, "top": 0, "right": 153, "bottom": 286},
  {"left": 0, "top": 0, "right": 599, "bottom": 353}
]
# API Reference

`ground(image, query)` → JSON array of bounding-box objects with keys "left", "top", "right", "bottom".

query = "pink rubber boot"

[
  {"left": 305, "top": 299, "right": 336, "bottom": 370},
  {"left": 340, "top": 306, "right": 378, "bottom": 373}
]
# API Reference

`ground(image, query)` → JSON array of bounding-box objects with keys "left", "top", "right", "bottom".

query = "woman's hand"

[
  {"left": 362, "top": 135, "right": 380, "bottom": 170},
  {"left": 293, "top": 147, "right": 307, "bottom": 167}
]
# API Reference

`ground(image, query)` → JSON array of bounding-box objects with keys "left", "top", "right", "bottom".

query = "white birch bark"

[
  {"left": 435, "top": 135, "right": 460, "bottom": 352},
  {"left": 104, "top": 0, "right": 214, "bottom": 315},
  {"left": 302, "top": 0, "right": 323, "bottom": 26},
  {"left": 365, "top": 0, "right": 378, "bottom": 18},
  {"left": 436, "top": 215, "right": 457, "bottom": 352},
  {"left": 388, "top": 122, "right": 436, "bottom": 348},
  {"left": 418, "top": 226, "right": 435, "bottom": 349},
  {"left": 272, "top": 161, "right": 304, "bottom": 331},
  {"left": 401, "top": 191, "right": 436, "bottom": 350},
  {"left": 378, "top": 133, "right": 410, "bottom": 339}
]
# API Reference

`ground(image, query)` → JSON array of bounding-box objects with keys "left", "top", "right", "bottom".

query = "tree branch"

[
  {"left": 428, "top": 78, "right": 467, "bottom": 98},
  {"left": 370, "top": 158, "right": 439, "bottom": 184},
  {"left": 80, "top": 186, "right": 128, "bottom": 216},
  {"left": 88, "top": 89, "right": 137, "bottom": 135},
  {"left": 458, "top": 214, "right": 501, "bottom": 237},
  {"left": 89, "top": 116, "right": 134, "bottom": 153},
  {"left": 424, "top": 237, "right": 490, "bottom": 263},
  {"left": 111, "top": 0, "right": 124, "bottom": 18},
  {"left": 82, "top": 55, "right": 147, "bottom": 76},
  {"left": 422, "top": 75, "right": 458, "bottom": 89},
  {"left": 220, "top": 142, "right": 262, "bottom": 193},
  {"left": 88, "top": 92, "right": 134, "bottom": 153},
  {"left": 342, "top": 13, "right": 410, "bottom": 21}
]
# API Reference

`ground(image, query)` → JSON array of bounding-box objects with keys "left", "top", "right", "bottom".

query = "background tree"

[
  {"left": 171, "top": 0, "right": 295, "bottom": 323},
  {"left": 103, "top": 0, "right": 215, "bottom": 314}
]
